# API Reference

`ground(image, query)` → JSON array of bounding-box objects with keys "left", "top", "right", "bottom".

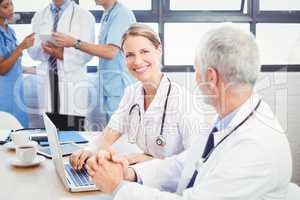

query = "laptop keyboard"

[{"left": 64, "top": 164, "right": 94, "bottom": 187}]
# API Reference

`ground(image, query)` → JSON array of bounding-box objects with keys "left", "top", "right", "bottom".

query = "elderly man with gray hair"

[{"left": 85, "top": 24, "right": 292, "bottom": 200}]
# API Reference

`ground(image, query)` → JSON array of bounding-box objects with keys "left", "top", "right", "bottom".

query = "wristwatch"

[{"left": 74, "top": 39, "right": 81, "bottom": 49}]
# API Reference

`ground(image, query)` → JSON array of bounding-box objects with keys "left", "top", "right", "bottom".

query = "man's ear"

[{"left": 206, "top": 67, "right": 218, "bottom": 86}]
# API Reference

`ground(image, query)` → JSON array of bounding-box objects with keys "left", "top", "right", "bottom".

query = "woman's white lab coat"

[
  {"left": 28, "top": 2, "right": 95, "bottom": 116},
  {"left": 107, "top": 75, "right": 205, "bottom": 158}
]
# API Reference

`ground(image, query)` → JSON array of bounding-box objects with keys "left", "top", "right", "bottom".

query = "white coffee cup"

[
  {"left": 10, "top": 132, "right": 30, "bottom": 146},
  {"left": 16, "top": 141, "right": 38, "bottom": 164}
]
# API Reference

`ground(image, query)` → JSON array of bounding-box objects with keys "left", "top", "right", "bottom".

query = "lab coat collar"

[
  {"left": 134, "top": 74, "right": 171, "bottom": 114},
  {"left": 213, "top": 93, "right": 261, "bottom": 145},
  {"left": 150, "top": 74, "right": 171, "bottom": 109}
]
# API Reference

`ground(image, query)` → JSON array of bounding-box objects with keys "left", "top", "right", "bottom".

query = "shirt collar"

[
  {"left": 213, "top": 93, "right": 260, "bottom": 135},
  {"left": 50, "top": 0, "right": 71, "bottom": 14},
  {"left": 212, "top": 93, "right": 260, "bottom": 145},
  {"left": 214, "top": 106, "right": 240, "bottom": 131}
]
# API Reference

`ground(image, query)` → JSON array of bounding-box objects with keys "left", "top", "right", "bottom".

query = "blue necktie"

[
  {"left": 186, "top": 126, "right": 218, "bottom": 188},
  {"left": 48, "top": 7, "right": 60, "bottom": 113}
]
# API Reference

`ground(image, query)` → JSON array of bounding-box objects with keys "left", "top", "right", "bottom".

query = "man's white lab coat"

[
  {"left": 114, "top": 94, "right": 292, "bottom": 200},
  {"left": 28, "top": 2, "right": 95, "bottom": 116}
]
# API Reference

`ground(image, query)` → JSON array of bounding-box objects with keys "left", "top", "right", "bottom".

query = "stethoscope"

[
  {"left": 68, "top": 1, "right": 75, "bottom": 32},
  {"left": 128, "top": 77, "right": 172, "bottom": 147},
  {"left": 186, "top": 99, "right": 262, "bottom": 189},
  {"left": 202, "top": 98, "right": 262, "bottom": 163}
]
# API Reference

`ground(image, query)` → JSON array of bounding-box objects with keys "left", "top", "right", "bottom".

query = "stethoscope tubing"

[
  {"left": 128, "top": 77, "right": 172, "bottom": 146},
  {"left": 203, "top": 99, "right": 262, "bottom": 163}
]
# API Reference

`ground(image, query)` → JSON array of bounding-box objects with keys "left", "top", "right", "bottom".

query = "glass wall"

[
  {"left": 11, "top": 0, "right": 300, "bottom": 71},
  {"left": 170, "top": 0, "right": 242, "bottom": 11},
  {"left": 164, "top": 23, "right": 250, "bottom": 65}
]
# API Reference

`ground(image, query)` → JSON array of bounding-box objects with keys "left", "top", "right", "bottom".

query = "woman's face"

[
  {"left": 0, "top": 0, "right": 14, "bottom": 21},
  {"left": 123, "top": 36, "right": 162, "bottom": 83}
]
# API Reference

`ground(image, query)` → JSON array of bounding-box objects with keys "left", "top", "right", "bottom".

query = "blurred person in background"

[
  {"left": 53, "top": 0, "right": 136, "bottom": 130},
  {"left": 28, "top": 0, "right": 95, "bottom": 119},
  {"left": 0, "top": 0, "right": 34, "bottom": 127}
]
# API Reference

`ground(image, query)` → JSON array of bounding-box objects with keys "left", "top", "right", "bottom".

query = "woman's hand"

[
  {"left": 19, "top": 33, "right": 35, "bottom": 50},
  {"left": 52, "top": 32, "right": 76, "bottom": 48},
  {"left": 125, "top": 153, "right": 154, "bottom": 165},
  {"left": 69, "top": 148, "right": 94, "bottom": 170}
]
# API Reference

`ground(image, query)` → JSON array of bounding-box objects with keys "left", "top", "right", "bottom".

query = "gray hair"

[{"left": 195, "top": 24, "right": 260, "bottom": 86}]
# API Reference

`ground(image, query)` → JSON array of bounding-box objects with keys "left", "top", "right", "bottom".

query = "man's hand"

[
  {"left": 42, "top": 42, "right": 64, "bottom": 60},
  {"left": 52, "top": 32, "right": 76, "bottom": 48},
  {"left": 85, "top": 150, "right": 124, "bottom": 194}
]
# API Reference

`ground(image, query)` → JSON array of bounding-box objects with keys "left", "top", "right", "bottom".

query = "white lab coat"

[
  {"left": 107, "top": 75, "right": 206, "bottom": 158},
  {"left": 114, "top": 94, "right": 293, "bottom": 200},
  {"left": 28, "top": 2, "right": 95, "bottom": 116}
]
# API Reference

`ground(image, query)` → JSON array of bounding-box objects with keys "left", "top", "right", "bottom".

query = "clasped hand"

[{"left": 85, "top": 148, "right": 129, "bottom": 194}]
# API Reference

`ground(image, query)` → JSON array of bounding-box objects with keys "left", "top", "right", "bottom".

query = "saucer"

[
  {"left": 4, "top": 141, "right": 15, "bottom": 150},
  {"left": 4, "top": 141, "right": 37, "bottom": 150},
  {"left": 8, "top": 155, "right": 46, "bottom": 167}
]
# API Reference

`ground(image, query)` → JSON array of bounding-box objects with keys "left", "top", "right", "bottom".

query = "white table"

[{"left": 0, "top": 132, "right": 140, "bottom": 200}]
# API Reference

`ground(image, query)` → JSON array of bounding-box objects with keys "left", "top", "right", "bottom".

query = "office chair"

[{"left": 0, "top": 111, "right": 23, "bottom": 130}]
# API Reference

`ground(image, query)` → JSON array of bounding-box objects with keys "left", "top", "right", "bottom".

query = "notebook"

[{"left": 39, "top": 131, "right": 88, "bottom": 146}]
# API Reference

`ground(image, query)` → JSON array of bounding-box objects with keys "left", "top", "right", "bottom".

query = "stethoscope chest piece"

[{"left": 155, "top": 135, "right": 166, "bottom": 146}]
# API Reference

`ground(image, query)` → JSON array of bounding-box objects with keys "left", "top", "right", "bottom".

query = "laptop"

[{"left": 42, "top": 113, "right": 99, "bottom": 192}]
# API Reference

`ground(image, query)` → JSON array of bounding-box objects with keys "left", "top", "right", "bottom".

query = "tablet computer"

[
  {"left": 39, "top": 34, "right": 57, "bottom": 45},
  {"left": 38, "top": 143, "right": 81, "bottom": 159}
]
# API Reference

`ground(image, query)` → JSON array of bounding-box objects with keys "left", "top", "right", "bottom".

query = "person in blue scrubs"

[
  {"left": 53, "top": 0, "right": 136, "bottom": 130},
  {"left": 0, "top": 0, "right": 35, "bottom": 127}
]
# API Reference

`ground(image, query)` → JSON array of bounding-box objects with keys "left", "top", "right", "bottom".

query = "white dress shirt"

[{"left": 107, "top": 74, "right": 205, "bottom": 158}]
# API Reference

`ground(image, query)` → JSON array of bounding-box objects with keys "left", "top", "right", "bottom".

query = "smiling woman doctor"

[{"left": 70, "top": 24, "right": 204, "bottom": 169}]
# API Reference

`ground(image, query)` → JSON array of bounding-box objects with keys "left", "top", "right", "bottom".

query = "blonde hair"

[{"left": 121, "top": 23, "right": 161, "bottom": 50}]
